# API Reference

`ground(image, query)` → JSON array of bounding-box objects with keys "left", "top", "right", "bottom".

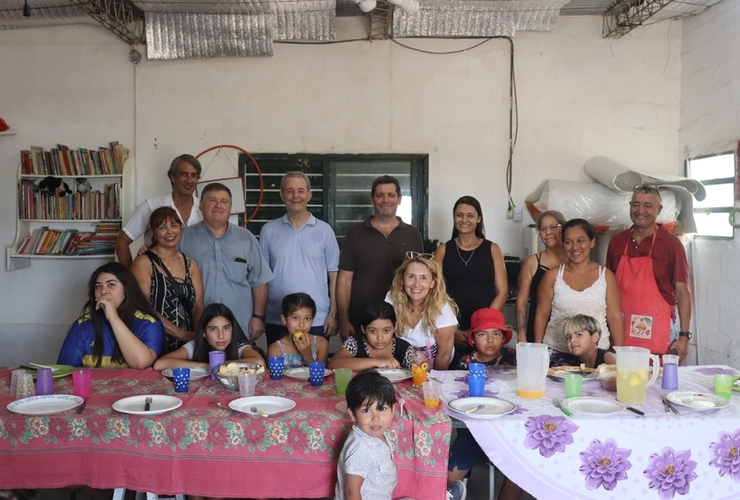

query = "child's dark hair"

[
  {"left": 359, "top": 302, "right": 397, "bottom": 331},
  {"left": 281, "top": 292, "right": 317, "bottom": 317},
  {"left": 192, "top": 303, "right": 252, "bottom": 362},
  {"left": 345, "top": 369, "right": 397, "bottom": 413}
]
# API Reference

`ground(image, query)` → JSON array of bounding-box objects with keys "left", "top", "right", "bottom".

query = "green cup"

[
  {"left": 334, "top": 368, "right": 353, "bottom": 395},
  {"left": 714, "top": 374, "right": 733, "bottom": 400},
  {"left": 563, "top": 372, "right": 583, "bottom": 398}
]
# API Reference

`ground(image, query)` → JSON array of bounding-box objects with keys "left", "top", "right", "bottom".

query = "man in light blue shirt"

[
  {"left": 260, "top": 172, "right": 340, "bottom": 345},
  {"left": 180, "top": 182, "right": 273, "bottom": 339}
]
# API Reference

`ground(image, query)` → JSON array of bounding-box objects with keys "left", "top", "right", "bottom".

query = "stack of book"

[
  {"left": 15, "top": 223, "right": 121, "bottom": 256},
  {"left": 20, "top": 142, "right": 129, "bottom": 176}
]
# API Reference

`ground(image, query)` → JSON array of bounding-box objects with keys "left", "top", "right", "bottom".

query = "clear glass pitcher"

[
  {"left": 615, "top": 346, "right": 660, "bottom": 404},
  {"left": 516, "top": 343, "right": 549, "bottom": 398}
]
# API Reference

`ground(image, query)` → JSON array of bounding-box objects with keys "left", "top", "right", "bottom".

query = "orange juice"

[
  {"left": 412, "top": 363, "right": 427, "bottom": 388},
  {"left": 424, "top": 397, "right": 440, "bottom": 408},
  {"left": 518, "top": 389, "right": 545, "bottom": 399}
]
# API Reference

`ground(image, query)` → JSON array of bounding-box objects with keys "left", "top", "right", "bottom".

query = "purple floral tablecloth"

[{"left": 434, "top": 365, "right": 740, "bottom": 500}]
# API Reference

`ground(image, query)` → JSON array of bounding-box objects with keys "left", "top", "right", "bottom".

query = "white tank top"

[{"left": 543, "top": 264, "right": 611, "bottom": 353}]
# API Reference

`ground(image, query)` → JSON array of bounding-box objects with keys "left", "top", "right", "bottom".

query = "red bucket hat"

[{"left": 467, "top": 308, "right": 513, "bottom": 346}]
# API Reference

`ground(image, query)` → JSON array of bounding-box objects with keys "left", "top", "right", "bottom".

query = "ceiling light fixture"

[
  {"left": 388, "top": 0, "right": 420, "bottom": 14},
  {"left": 354, "top": 0, "right": 377, "bottom": 13},
  {"left": 23, "top": 0, "right": 31, "bottom": 17}
]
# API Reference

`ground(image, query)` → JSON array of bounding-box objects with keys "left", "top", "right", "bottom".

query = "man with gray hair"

[
  {"left": 180, "top": 182, "right": 273, "bottom": 339},
  {"left": 260, "top": 171, "right": 340, "bottom": 344},
  {"left": 115, "top": 154, "right": 202, "bottom": 267}
]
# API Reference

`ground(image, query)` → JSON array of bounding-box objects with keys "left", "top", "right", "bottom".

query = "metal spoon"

[{"left": 463, "top": 404, "right": 486, "bottom": 414}]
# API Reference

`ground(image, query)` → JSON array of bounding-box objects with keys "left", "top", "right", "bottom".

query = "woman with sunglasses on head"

[
  {"left": 533, "top": 218, "right": 624, "bottom": 366},
  {"left": 386, "top": 255, "right": 459, "bottom": 370},
  {"left": 515, "top": 210, "right": 568, "bottom": 343},
  {"left": 433, "top": 196, "right": 508, "bottom": 363}
]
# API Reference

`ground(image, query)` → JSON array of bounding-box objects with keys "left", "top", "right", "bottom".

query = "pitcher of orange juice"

[
  {"left": 615, "top": 346, "right": 660, "bottom": 404},
  {"left": 516, "top": 343, "right": 549, "bottom": 398}
]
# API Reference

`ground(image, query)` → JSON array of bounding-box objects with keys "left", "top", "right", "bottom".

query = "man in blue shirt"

[
  {"left": 180, "top": 183, "right": 273, "bottom": 339},
  {"left": 260, "top": 172, "right": 340, "bottom": 345}
]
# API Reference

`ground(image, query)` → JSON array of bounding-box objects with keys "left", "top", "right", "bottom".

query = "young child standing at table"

[
  {"left": 153, "top": 303, "right": 265, "bottom": 370},
  {"left": 448, "top": 308, "right": 520, "bottom": 500},
  {"left": 329, "top": 302, "right": 421, "bottom": 371},
  {"left": 267, "top": 293, "right": 328, "bottom": 369},
  {"left": 562, "top": 314, "right": 616, "bottom": 369}
]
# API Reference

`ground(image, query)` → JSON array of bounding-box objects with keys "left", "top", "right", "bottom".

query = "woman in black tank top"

[
  {"left": 433, "top": 196, "right": 509, "bottom": 366},
  {"left": 515, "top": 210, "right": 568, "bottom": 343}
]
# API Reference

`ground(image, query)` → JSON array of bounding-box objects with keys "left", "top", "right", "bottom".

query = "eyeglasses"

[
  {"left": 539, "top": 224, "right": 563, "bottom": 234},
  {"left": 406, "top": 251, "right": 434, "bottom": 260}
]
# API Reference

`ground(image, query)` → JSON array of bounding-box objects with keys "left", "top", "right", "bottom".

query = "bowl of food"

[
  {"left": 215, "top": 362, "right": 266, "bottom": 391},
  {"left": 595, "top": 364, "right": 617, "bottom": 391}
]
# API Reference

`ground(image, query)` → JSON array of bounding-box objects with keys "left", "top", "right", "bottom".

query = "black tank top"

[
  {"left": 526, "top": 252, "right": 550, "bottom": 343},
  {"left": 442, "top": 239, "right": 495, "bottom": 330}
]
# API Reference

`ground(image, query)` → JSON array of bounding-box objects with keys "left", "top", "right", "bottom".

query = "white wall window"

[{"left": 686, "top": 151, "right": 736, "bottom": 238}]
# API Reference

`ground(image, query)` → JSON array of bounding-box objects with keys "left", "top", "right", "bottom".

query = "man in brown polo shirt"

[{"left": 337, "top": 175, "right": 423, "bottom": 340}]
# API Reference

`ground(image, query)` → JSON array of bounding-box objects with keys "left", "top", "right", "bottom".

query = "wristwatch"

[
  {"left": 328, "top": 312, "right": 338, "bottom": 319},
  {"left": 678, "top": 331, "right": 693, "bottom": 340},
  {"left": 252, "top": 313, "right": 266, "bottom": 321}
]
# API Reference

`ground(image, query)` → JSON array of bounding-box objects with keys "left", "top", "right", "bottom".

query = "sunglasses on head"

[
  {"left": 406, "top": 251, "right": 434, "bottom": 260},
  {"left": 632, "top": 183, "right": 660, "bottom": 193}
]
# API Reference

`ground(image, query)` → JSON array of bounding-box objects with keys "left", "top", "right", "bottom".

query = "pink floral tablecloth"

[
  {"left": 0, "top": 368, "right": 450, "bottom": 499},
  {"left": 434, "top": 365, "right": 740, "bottom": 500}
]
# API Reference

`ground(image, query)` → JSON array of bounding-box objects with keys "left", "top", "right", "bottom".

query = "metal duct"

[
  {"left": 146, "top": 11, "right": 274, "bottom": 58},
  {"left": 0, "top": 1, "right": 92, "bottom": 29},
  {"left": 393, "top": 0, "right": 570, "bottom": 37}
]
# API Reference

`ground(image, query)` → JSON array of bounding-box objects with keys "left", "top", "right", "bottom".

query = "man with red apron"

[{"left": 606, "top": 185, "right": 692, "bottom": 360}]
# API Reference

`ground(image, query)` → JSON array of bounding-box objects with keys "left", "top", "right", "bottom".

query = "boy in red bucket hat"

[
  {"left": 457, "top": 308, "right": 515, "bottom": 369},
  {"left": 448, "top": 308, "right": 522, "bottom": 499}
]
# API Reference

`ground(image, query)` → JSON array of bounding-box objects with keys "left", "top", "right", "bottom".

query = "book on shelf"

[
  {"left": 18, "top": 143, "right": 128, "bottom": 177},
  {"left": 16, "top": 223, "right": 120, "bottom": 256}
]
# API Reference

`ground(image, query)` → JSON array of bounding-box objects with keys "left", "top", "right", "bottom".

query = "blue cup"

[
  {"left": 268, "top": 356, "right": 285, "bottom": 380},
  {"left": 468, "top": 363, "right": 485, "bottom": 377},
  {"left": 468, "top": 375, "right": 485, "bottom": 397},
  {"left": 172, "top": 367, "right": 190, "bottom": 393},
  {"left": 309, "top": 361, "right": 326, "bottom": 386}
]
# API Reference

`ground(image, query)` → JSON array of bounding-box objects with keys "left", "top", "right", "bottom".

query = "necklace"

[{"left": 456, "top": 244, "right": 476, "bottom": 267}]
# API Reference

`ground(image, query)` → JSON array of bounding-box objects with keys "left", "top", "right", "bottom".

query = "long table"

[
  {"left": 0, "top": 368, "right": 450, "bottom": 499},
  {"left": 434, "top": 365, "right": 740, "bottom": 500}
]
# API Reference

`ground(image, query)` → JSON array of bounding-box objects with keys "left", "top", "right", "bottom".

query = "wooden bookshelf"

[{"left": 7, "top": 143, "right": 128, "bottom": 271}]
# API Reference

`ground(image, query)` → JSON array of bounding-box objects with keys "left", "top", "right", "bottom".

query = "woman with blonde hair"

[{"left": 385, "top": 255, "right": 459, "bottom": 370}]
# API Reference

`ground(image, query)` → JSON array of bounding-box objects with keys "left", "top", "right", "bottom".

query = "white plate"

[
  {"left": 666, "top": 391, "right": 730, "bottom": 410},
  {"left": 447, "top": 397, "right": 515, "bottom": 419},
  {"left": 335, "top": 401, "right": 348, "bottom": 413},
  {"left": 7, "top": 395, "right": 84, "bottom": 415},
  {"left": 229, "top": 396, "right": 296, "bottom": 416},
  {"left": 375, "top": 369, "right": 412, "bottom": 382},
  {"left": 162, "top": 367, "right": 210, "bottom": 380},
  {"left": 547, "top": 366, "right": 596, "bottom": 380},
  {"left": 561, "top": 397, "right": 626, "bottom": 415},
  {"left": 284, "top": 367, "right": 332, "bottom": 380},
  {"left": 112, "top": 395, "right": 182, "bottom": 415}
]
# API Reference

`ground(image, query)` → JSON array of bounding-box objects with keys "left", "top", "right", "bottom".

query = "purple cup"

[
  {"left": 209, "top": 351, "right": 225, "bottom": 381},
  {"left": 35, "top": 368, "right": 54, "bottom": 396}
]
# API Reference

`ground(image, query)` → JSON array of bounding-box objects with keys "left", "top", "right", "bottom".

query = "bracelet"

[
  {"left": 328, "top": 312, "right": 338, "bottom": 319},
  {"left": 252, "top": 313, "right": 266, "bottom": 321}
]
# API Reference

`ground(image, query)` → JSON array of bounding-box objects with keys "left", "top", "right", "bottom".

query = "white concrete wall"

[
  {"left": 680, "top": 0, "right": 740, "bottom": 368},
  {"left": 0, "top": 16, "right": 683, "bottom": 366}
]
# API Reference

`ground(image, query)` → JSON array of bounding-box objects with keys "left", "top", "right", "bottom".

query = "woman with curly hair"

[{"left": 385, "top": 255, "right": 458, "bottom": 370}]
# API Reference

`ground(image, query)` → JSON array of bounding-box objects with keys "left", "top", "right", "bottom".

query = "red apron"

[{"left": 615, "top": 229, "right": 672, "bottom": 354}]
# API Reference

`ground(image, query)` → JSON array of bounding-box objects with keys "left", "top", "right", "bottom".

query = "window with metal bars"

[
  {"left": 238, "top": 153, "right": 428, "bottom": 244},
  {"left": 686, "top": 151, "right": 735, "bottom": 238}
]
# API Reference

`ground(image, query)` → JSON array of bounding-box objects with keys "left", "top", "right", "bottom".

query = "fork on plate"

[
  {"left": 552, "top": 398, "right": 573, "bottom": 417},
  {"left": 144, "top": 396, "right": 152, "bottom": 412},
  {"left": 250, "top": 406, "right": 268, "bottom": 417}
]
